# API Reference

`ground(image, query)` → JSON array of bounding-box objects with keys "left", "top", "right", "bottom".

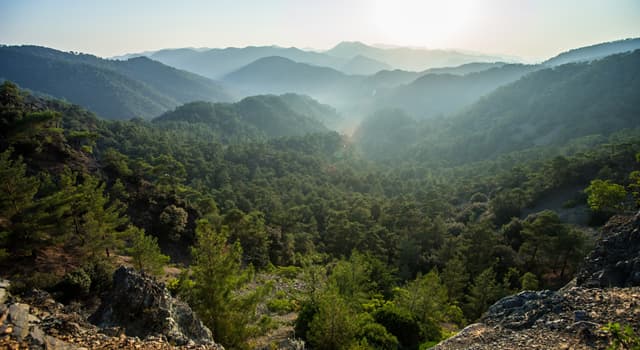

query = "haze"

[{"left": 1, "top": 0, "right": 639, "bottom": 60}]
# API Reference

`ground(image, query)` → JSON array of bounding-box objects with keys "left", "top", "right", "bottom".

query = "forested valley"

[{"left": 1, "top": 42, "right": 639, "bottom": 350}]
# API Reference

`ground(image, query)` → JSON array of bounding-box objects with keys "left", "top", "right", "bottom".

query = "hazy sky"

[{"left": 1, "top": 0, "right": 639, "bottom": 61}]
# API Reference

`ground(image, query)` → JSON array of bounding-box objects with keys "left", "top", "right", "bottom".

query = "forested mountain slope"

[
  {"left": 0, "top": 45, "right": 232, "bottom": 119},
  {"left": 418, "top": 49, "right": 640, "bottom": 163},
  {"left": 153, "top": 93, "right": 334, "bottom": 140},
  {"left": 544, "top": 37, "right": 640, "bottom": 66}
]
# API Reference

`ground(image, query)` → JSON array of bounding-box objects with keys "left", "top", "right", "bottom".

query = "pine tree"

[
  {"left": 465, "top": 267, "right": 502, "bottom": 320},
  {"left": 187, "top": 219, "right": 258, "bottom": 350},
  {"left": 441, "top": 256, "right": 469, "bottom": 304},
  {"left": 127, "top": 226, "right": 169, "bottom": 276}
]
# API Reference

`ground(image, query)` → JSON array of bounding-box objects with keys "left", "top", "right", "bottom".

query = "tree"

[
  {"left": 187, "top": 219, "right": 259, "bottom": 350},
  {"left": 159, "top": 204, "right": 188, "bottom": 241},
  {"left": 127, "top": 226, "right": 169, "bottom": 276},
  {"left": 74, "top": 175, "right": 129, "bottom": 260},
  {"left": 465, "top": 267, "right": 502, "bottom": 320},
  {"left": 520, "top": 272, "right": 539, "bottom": 290},
  {"left": 585, "top": 179, "right": 627, "bottom": 213},
  {"left": 441, "top": 257, "right": 469, "bottom": 304},
  {"left": 0, "top": 149, "right": 39, "bottom": 258},
  {"left": 308, "top": 291, "right": 358, "bottom": 350}
]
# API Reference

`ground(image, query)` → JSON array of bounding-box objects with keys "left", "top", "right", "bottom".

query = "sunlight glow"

[{"left": 373, "top": 0, "right": 476, "bottom": 47}]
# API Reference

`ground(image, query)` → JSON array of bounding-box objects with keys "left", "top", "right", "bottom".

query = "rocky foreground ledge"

[
  {"left": 0, "top": 267, "right": 224, "bottom": 350},
  {"left": 434, "top": 211, "right": 640, "bottom": 350}
]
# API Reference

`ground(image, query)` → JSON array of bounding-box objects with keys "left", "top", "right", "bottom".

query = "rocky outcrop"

[
  {"left": 433, "top": 287, "right": 640, "bottom": 350},
  {"left": 433, "top": 211, "right": 640, "bottom": 350},
  {"left": 577, "top": 212, "right": 640, "bottom": 287},
  {"left": 483, "top": 290, "right": 564, "bottom": 330},
  {"left": 90, "top": 266, "right": 216, "bottom": 347},
  {"left": 0, "top": 272, "right": 224, "bottom": 350}
]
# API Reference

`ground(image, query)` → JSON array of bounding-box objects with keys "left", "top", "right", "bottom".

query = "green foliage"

[
  {"left": 294, "top": 300, "right": 320, "bottom": 342},
  {"left": 585, "top": 179, "right": 627, "bottom": 213},
  {"left": 127, "top": 226, "right": 169, "bottom": 276},
  {"left": 159, "top": 204, "right": 189, "bottom": 241},
  {"left": 354, "top": 314, "right": 399, "bottom": 350},
  {"left": 520, "top": 272, "right": 539, "bottom": 290},
  {"left": 308, "top": 291, "right": 358, "bottom": 350},
  {"left": 186, "top": 219, "right": 260, "bottom": 350},
  {"left": 603, "top": 322, "right": 640, "bottom": 350},
  {"left": 266, "top": 297, "right": 296, "bottom": 315},
  {"left": 465, "top": 267, "right": 503, "bottom": 320},
  {"left": 373, "top": 303, "right": 422, "bottom": 350},
  {"left": 58, "top": 268, "right": 92, "bottom": 298}
]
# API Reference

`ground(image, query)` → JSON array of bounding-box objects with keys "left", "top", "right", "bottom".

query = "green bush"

[
  {"left": 267, "top": 298, "right": 296, "bottom": 314},
  {"left": 294, "top": 301, "right": 319, "bottom": 341},
  {"left": 57, "top": 268, "right": 91, "bottom": 300},
  {"left": 356, "top": 316, "right": 399, "bottom": 350},
  {"left": 275, "top": 265, "right": 301, "bottom": 279},
  {"left": 373, "top": 303, "right": 422, "bottom": 350}
]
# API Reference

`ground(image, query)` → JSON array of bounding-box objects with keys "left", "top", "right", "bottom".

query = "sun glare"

[{"left": 373, "top": 0, "right": 475, "bottom": 47}]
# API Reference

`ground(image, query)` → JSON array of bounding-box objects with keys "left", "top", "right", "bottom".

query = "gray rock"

[
  {"left": 577, "top": 211, "right": 640, "bottom": 287},
  {"left": 8, "top": 303, "right": 30, "bottom": 339},
  {"left": 29, "top": 325, "right": 77, "bottom": 350},
  {"left": 573, "top": 310, "right": 588, "bottom": 322},
  {"left": 90, "top": 266, "right": 216, "bottom": 346},
  {"left": 484, "top": 290, "right": 563, "bottom": 330}
]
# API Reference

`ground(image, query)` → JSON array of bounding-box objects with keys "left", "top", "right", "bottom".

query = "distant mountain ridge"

[
  {"left": 0, "top": 45, "right": 233, "bottom": 119},
  {"left": 115, "top": 41, "right": 512, "bottom": 78},
  {"left": 325, "top": 41, "right": 508, "bottom": 71},
  {"left": 544, "top": 37, "right": 640, "bottom": 66}
]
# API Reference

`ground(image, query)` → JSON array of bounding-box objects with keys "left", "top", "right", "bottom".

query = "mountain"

[
  {"left": 544, "top": 37, "right": 640, "bottom": 66},
  {"left": 377, "top": 64, "right": 538, "bottom": 119},
  {"left": 146, "top": 46, "right": 346, "bottom": 79},
  {"left": 0, "top": 45, "right": 233, "bottom": 119},
  {"left": 364, "top": 62, "right": 508, "bottom": 90},
  {"left": 418, "top": 50, "right": 640, "bottom": 162},
  {"left": 339, "top": 55, "right": 391, "bottom": 75},
  {"left": 352, "top": 108, "right": 419, "bottom": 160},
  {"left": 422, "top": 62, "right": 507, "bottom": 75},
  {"left": 153, "top": 93, "right": 331, "bottom": 140},
  {"left": 222, "top": 56, "right": 356, "bottom": 100},
  {"left": 325, "top": 41, "right": 510, "bottom": 71}
]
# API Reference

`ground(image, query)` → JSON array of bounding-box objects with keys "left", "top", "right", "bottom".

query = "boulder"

[
  {"left": 576, "top": 211, "right": 640, "bottom": 287},
  {"left": 483, "top": 290, "right": 564, "bottom": 329},
  {"left": 90, "top": 266, "right": 215, "bottom": 346}
]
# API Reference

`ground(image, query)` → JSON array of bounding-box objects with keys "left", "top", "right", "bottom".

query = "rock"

[
  {"left": 8, "top": 303, "right": 30, "bottom": 339},
  {"left": 90, "top": 266, "right": 216, "bottom": 346},
  {"left": 573, "top": 310, "right": 588, "bottom": 322},
  {"left": 577, "top": 211, "right": 640, "bottom": 287},
  {"left": 483, "top": 290, "right": 563, "bottom": 329},
  {"left": 0, "top": 279, "right": 9, "bottom": 304},
  {"left": 28, "top": 325, "right": 75, "bottom": 349}
]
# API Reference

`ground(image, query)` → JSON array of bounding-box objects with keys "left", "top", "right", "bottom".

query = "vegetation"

[{"left": 0, "top": 45, "right": 638, "bottom": 349}]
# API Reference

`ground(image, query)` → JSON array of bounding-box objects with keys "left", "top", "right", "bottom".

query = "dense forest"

[{"left": 1, "top": 44, "right": 640, "bottom": 349}]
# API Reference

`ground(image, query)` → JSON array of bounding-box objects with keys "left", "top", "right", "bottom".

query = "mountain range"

[
  {"left": 116, "top": 41, "right": 510, "bottom": 78},
  {"left": 0, "top": 45, "right": 232, "bottom": 119}
]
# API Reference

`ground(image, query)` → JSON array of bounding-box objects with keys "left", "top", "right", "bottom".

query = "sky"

[{"left": 1, "top": 0, "right": 639, "bottom": 61}]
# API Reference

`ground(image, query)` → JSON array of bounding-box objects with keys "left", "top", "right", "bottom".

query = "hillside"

[
  {"left": 428, "top": 50, "right": 640, "bottom": 162},
  {"left": 153, "top": 93, "right": 331, "bottom": 140},
  {"left": 0, "top": 45, "right": 232, "bottom": 119},
  {"left": 222, "top": 56, "right": 356, "bottom": 98},
  {"left": 544, "top": 37, "right": 640, "bottom": 66},
  {"left": 339, "top": 54, "right": 392, "bottom": 75},
  {"left": 377, "top": 63, "right": 538, "bottom": 119}
]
